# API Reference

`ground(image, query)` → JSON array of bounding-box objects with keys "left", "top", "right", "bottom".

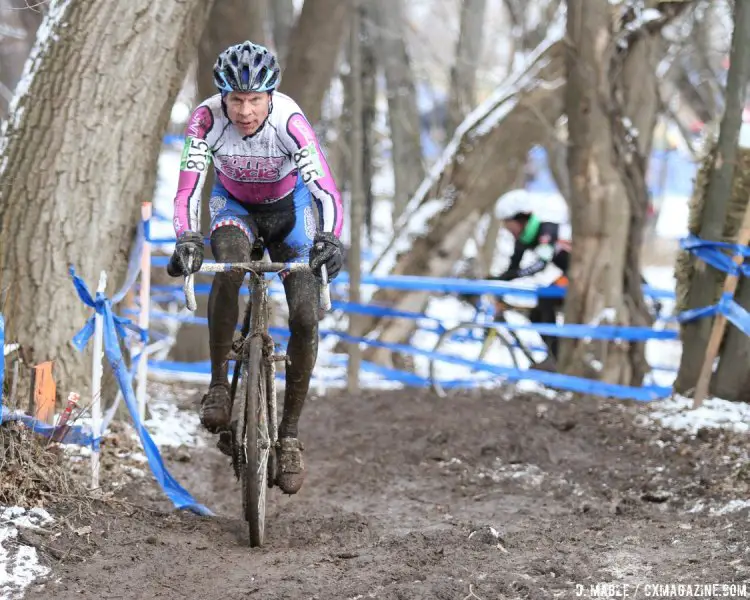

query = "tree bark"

[
  {"left": 280, "top": 0, "right": 349, "bottom": 125},
  {"left": 360, "top": 1, "right": 378, "bottom": 241},
  {"left": 0, "top": 0, "right": 215, "bottom": 393},
  {"left": 372, "top": 0, "right": 425, "bottom": 219},
  {"left": 344, "top": 40, "right": 566, "bottom": 363},
  {"left": 446, "top": 0, "right": 488, "bottom": 138},
  {"left": 674, "top": 0, "right": 750, "bottom": 393},
  {"left": 269, "top": 0, "right": 296, "bottom": 63},
  {"left": 710, "top": 149, "right": 750, "bottom": 402},
  {"left": 712, "top": 279, "right": 750, "bottom": 402},
  {"left": 561, "top": 0, "right": 684, "bottom": 384}
]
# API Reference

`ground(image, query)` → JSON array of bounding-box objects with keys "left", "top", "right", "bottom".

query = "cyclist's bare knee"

[{"left": 210, "top": 225, "right": 252, "bottom": 261}]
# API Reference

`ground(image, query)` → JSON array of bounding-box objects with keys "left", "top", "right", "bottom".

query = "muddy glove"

[
  {"left": 167, "top": 231, "right": 204, "bottom": 277},
  {"left": 490, "top": 269, "right": 518, "bottom": 282},
  {"left": 309, "top": 232, "right": 343, "bottom": 281}
]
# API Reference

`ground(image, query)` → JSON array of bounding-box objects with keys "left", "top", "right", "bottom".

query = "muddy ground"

[{"left": 20, "top": 385, "right": 750, "bottom": 600}]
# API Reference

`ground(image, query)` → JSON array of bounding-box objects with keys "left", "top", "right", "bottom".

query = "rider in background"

[
  {"left": 167, "top": 41, "right": 344, "bottom": 495},
  {"left": 490, "top": 191, "right": 570, "bottom": 372}
]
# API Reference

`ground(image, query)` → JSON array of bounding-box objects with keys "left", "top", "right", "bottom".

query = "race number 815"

[{"left": 181, "top": 137, "right": 210, "bottom": 172}]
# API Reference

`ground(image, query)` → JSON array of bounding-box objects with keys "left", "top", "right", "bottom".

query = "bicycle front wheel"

[{"left": 241, "top": 334, "right": 270, "bottom": 547}]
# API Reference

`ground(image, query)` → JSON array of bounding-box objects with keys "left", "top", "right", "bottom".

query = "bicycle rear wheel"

[{"left": 240, "top": 334, "right": 270, "bottom": 547}]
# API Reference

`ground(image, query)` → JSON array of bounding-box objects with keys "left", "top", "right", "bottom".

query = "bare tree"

[
  {"left": 280, "top": 0, "right": 349, "bottom": 124},
  {"left": 700, "top": 147, "right": 750, "bottom": 402},
  {"left": 269, "top": 0, "right": 295, "bottom": 63},
  {"left": 343, "top": 40, "right": 567, "bottom": 362},
  {"left": 372, "top": 0, "right": 425, "bottom": 218},
  {"left": 674, "top": 0, "right": 750, "bottom": 394},
  {"left": 0, "top": 0, "right": 215, "bottom": 391},
  {"left": 446, "top": 0, "right": 488, "bottom": 138},
  {"left": 561, "top": 0, "right": 690, "bottom": 385},
  {"left": 360, "top": 1, "right": 378, "bottom": 240}
]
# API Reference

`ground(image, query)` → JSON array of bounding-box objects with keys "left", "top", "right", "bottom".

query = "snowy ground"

[{"left": 0, "top": 508, "right": 54, "bottom": 599}]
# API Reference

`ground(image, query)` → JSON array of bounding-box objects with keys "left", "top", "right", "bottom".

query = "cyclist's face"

[
  {"left": 226, "top": 91, "right": 270, "bottom": 136},
  {"left": 504, "top": 219, "right": 524, "bottom": 238}
]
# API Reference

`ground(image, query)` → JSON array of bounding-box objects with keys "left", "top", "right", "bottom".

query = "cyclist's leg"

[
  {"left": 266, "top": 178, "right": 318, "bottom": 494},
  {"left": 203, "top": 184, "right": 255, "bottom": 432}
]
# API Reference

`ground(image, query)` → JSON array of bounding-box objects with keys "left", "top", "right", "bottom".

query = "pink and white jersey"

[{"left": 173, "top": 92, "right": 343, "bottom": 238}]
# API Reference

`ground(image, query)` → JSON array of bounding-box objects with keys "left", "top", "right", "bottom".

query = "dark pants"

[
  {"left": 529, "top": 297, "right": 563, "bottom": 360},
  {"left": 208, "top": 224, "right": 319, "bottom": 439}
]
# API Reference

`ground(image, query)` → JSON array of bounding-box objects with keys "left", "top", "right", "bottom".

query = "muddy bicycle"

[
  {"left": 428, "top": 295, "right": 546, "bottom": 396},
  {"left": 183, "top": 248, "right": 330, "bottom": 547}
]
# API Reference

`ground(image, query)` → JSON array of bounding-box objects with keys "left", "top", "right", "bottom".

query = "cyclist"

[
  {"left": 167, "top": 41, "right": 344, "bottom": 495},
  {"left": 487, "top": 191, "right": 662, "bottom": 372},
  {"left": 490, "top": 191, "right": 570, "bottom": 372}
]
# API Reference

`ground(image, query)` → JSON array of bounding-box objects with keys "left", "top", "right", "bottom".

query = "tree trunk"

[
  {"left": 710, "top": 149, "right": 750, "bottom": 402},
  {"left": 713, "top": 281, "right": 750, "bottom": 402},
  {"left": 674, "top": 0, "right": 750, "bottom": 394},
  {"left": 446, "top": 0, "right": 488, "bottom": 138},
  {"left": 543, "top": 135, "right": 571, "bottom": 206},
  {"left": 269, "top": 0, "right": 296, "bottom": 63},
  {"left": 561, "top": 0, "right": 683, "bottom": 384},
  {"left": 0, "top": 0, "right": 45, "bottom": 118},
  {"left": 0, "top": 0, "right": 215, "bottom": 393},
  {"left": 373, "top": 0, "right": 424, "bottom": 219},
  {"left": 247, "top": 0, "right": 270, "bottom": 47},
  {"left": 343, "top": 40, "right": 566, "bottom": 363},
  {"left": 170, "top": 0, "right": 267, "bottom": 364},
  {"left": 280, "top": 0, "right": 349, "bottom": 125},
  {"left": 616, "top": 3, "right": 683, "bottom": 386},
  {"left": 360, "top": 1, "right": 378, "bottom": 241}
]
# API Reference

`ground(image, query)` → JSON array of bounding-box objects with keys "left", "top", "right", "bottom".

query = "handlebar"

[{"left": 183, "top": 260, "right": 331, "bottom": 313}]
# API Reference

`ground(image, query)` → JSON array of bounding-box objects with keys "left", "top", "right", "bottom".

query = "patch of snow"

[
  {"left": 646, "top": 395, "right": 750, "bottom": 435},
  {"left": 740, "top": 122, "right": 750, "bottom": 149},
  {"left": 0, "top": 507, "right": 53, "bottom": 530},
  {"left": 655, "top": 195, "right": 690, "bottom": 239},
  {"left": 145, "top": 399, "right": 205, "bottom": 449},
  {"left": 478, "top": 461, "right": 546, "bottom": 487},
  {"left": 642, "top": 8, "right": 663, "bottom": 23},
  {"left": 710, "top": 500, "right": 750, "bottom": 516},
  {"left": 0, "top": 507, "right": 53, "bottom": 599}
]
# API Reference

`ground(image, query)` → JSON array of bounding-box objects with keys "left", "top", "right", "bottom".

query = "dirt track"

[{"left": 23, "top": 385, "right": 750, "bottom": 599}]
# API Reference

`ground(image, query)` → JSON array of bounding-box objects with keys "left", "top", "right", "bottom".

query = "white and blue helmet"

[{"left": 213, "top": 41, "right": 280, "bottom": 94}]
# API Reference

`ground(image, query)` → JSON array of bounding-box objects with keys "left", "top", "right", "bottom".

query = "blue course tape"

[
  {"left": 149, "top": 325, "right": 670, "bottom": 399},
  {"left": 681, "top": 234, "right": 750, "bottom": 277},
  {"left": 1, "top": 407, "right": 95, "bottom": 445},
  {"left": 69, "top": 266, "right": 212, "bottom": 516},
  {"left": 327, "top": 330, "right": 672, "bottom": 402},
  {"left": 678, "top": 292, "right": 750, "bottom": 337}
]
